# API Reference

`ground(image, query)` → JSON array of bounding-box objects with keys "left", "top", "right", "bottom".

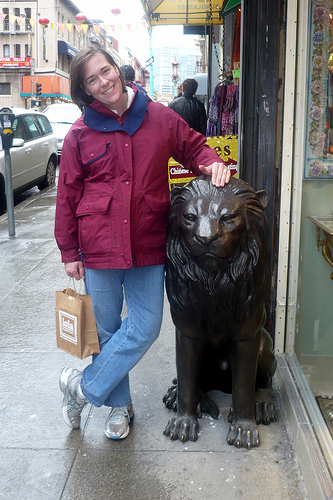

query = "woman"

[{"left": 55, "top": 48, "right": 230, "bottom": 440}]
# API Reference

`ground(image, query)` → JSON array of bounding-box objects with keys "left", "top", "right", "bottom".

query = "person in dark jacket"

[
  {"left": 169, "top": 78, "right": 207, "bottom": 135},
  {"left": 55, "top": 48, "right": 230, "bottom": 442}
]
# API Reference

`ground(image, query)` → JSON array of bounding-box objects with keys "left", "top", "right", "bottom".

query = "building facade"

[{"left": 0, "top": 0, "right": 144, "bottom": 109}]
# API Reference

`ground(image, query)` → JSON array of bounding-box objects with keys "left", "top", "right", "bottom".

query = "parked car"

[
  {"left": 0, "top": 108, "right": 58, "bottom": 211},
  {"left": 43, "top": 103, "right": 82, "bottom": 157}
]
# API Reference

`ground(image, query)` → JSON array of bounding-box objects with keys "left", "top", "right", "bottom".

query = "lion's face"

[{"left": 178, "top": 193, "right": 246, "bottom": 271}]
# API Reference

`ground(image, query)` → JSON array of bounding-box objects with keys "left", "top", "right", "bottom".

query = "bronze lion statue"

[{"left": 163, "top": 176, "right": 277, "bottom": 449}]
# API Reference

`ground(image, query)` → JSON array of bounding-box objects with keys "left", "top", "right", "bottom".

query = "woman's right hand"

[{"left": 65, "top": 261, "right": 85, "bottom": 280}]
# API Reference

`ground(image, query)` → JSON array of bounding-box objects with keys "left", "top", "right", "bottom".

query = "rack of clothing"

[{"left": 206, "top": 83, "right": 239, "bottom": 137}]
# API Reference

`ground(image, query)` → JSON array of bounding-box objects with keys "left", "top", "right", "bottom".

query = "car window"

[
  {"left": 22, "top": 115, "right": 42, "bottom": 140},
  {"left": 12, "top": 117, "right": 25, "bottom": 140},
  {"left": 35, "top": 114, "right": 53, "bottom": 136}
]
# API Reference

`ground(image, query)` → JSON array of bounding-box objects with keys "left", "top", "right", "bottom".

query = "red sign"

[
  {"left": 0, "top": 57, "right": 31, "bottom": 67},
  {"left": 169, "top": 163, "right": 196, "bottom": 182}
]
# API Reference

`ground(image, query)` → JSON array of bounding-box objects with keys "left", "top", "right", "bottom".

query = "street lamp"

[{"left": 171, "top": 58, "right": 180, "bottom": 97}]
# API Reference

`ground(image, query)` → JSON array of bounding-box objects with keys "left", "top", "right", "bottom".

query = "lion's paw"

[
  {"left": 254, "top": 400, "right": 278, "bottom": 425},
  {"left": 163, "top": 416, "right": 199, "bottom": 442},
  {"left": 162, "top": 378, "right": 178, "bottom": 412},
  {"left": 226, "top": 420, "right": 260, "bottom": 449},
  {"left": 228, "top": 401, "right": 278, "bottom": 426}
]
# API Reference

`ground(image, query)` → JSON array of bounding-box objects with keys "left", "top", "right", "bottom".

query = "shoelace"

[{"left": 108, "top": 407, "right": 129, "bottom": 424}]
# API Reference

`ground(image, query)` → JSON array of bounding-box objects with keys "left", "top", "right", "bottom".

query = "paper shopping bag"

[{"left": 55, "top": 280, "right": 100, "bottom": 359}]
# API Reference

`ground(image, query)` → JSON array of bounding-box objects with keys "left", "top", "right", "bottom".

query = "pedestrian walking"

[
  {"left": 169, "top": 78, "right": 207, "bottom": 135},
  {"left": 54, "top": 47, "right": 230, "bottom": 440}
]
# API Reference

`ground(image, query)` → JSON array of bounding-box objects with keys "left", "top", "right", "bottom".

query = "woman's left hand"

[{"left": 199, "top": 162, "right": 231, "bottom": 187}]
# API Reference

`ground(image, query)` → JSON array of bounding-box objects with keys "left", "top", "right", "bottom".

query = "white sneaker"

[
  {"left": 104, "top": 404, "right": 134, "bottom": 440},
  {"left": 59, "top": 367, "right": 87, "bottom": 429}
]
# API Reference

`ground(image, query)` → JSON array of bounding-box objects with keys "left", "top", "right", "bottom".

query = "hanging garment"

[
  {"left": 206, "top": 85, "right": 221, "bottom": 137},
  {"left": 234, "top": 86, "right": 239, "bottom": 135},
  {"left": 221, "top": 85, "right": 237, "bottom": 136},
  {"left": 216, "top": 85, "right": 227, "bottom": 136}
]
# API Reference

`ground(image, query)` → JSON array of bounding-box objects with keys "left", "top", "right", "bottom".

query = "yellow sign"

[
  {"left": 207, "top": 135, "right": 238, "bottom": 165},
  {"left": 141, "top": 0, "right": 224, "bottom": 26},
  {"left": 168, "top": 135, "right": 238, "bottom": 188}
]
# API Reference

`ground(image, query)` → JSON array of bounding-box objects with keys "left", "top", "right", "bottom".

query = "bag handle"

[{"left": 65, "top": 277, "right": 86, "bottom": 298}]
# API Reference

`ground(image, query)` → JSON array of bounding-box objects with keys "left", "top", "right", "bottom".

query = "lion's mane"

[{"left": 166, "top": 176, "right": 270, "bottom": 326}]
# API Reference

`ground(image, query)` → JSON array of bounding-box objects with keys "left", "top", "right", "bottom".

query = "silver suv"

[{"left": 0, "top": 108, "right": 57, "bottom": 211}]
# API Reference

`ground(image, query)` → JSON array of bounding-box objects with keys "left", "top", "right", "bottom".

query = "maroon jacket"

[{"left": 55, "top": 86, "right": 220, "bottom": 269}]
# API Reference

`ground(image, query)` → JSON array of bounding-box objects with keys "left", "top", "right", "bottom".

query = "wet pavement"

[{"left": 0, "top": 183, "right": 309, "bottom": 499}]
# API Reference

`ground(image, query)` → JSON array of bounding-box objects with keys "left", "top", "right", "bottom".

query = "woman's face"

[{"left": 83, "top": 53, "right": 125, "bottom": 112}]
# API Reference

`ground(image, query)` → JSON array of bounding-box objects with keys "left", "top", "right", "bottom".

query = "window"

[
  {"left": 284, "top": 2, "right": 333, "bottom": 474},
  {"left": 14, "top": 44, "right": 21, "bottom": 57},
  {"left": 12, "top": 117, "right": 25, "bottom": 140},
  {"left": 22, "top": 115, "right": 41, "bottom": 140},
  {"left": 25, "top": 8, "right": 31, "bottom": 30},
  {"left": 14, "top": 8, "right": 20, "bottom": 31},
  {"left": 35, "top": 115, "right": 53, "bottom": 136},
  {"left": 0, "top": 83, "right": 11, "bottom": 95},
  {"left": 3, "top": 8, "right": 9, "bottom": 31},
  {"left": 3, "top": 44, "right": 10, "bottom": 57},
  {"left": 25, "top": 44, "right": 30, "bottom": 57}
]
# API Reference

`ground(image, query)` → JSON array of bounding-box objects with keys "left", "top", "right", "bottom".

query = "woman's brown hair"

[{"left": 70, "top": 48, "right": 126, "bottom": 108}]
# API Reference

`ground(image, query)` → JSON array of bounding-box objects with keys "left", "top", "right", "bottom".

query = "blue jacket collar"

[{"left": 84, "top": 89, "right": 149, "bottom": 136}]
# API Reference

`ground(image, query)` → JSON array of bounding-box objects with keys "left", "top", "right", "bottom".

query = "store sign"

[
  {"left": 0, "top": 57, "right": 31, "bottom": 68},
  {"left": 168, "top": 135, "right": 238, "bottom": 188}
]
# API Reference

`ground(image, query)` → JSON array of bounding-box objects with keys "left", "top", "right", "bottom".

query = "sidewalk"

[{"left": 0, "top": 184, "right": 308, "bottom": 500}]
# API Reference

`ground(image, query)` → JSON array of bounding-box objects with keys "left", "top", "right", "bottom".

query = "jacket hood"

[{"left": 84, "top": 84, "right": 150, "bottom": 136}]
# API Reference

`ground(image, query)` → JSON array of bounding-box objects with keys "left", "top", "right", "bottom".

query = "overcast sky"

[{"left": 75, "top": 0, "right": 198, "bottom": 64}]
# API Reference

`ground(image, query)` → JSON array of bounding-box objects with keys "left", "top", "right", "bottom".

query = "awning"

[
  {"left": 21, "top": 75, "right": 71, "bottom": 100},
  {"left": 141, "top": 0, "right": 225, "bottom": 26},
  {"left": 58, "top": 40, "right": 77, "bottom": 58},
  {"left": 223, "top": 0, "right": 241, "bottom": 14}
]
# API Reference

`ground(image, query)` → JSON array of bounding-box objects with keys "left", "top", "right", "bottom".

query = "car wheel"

[{"left": 38, "top": 158, "right": 56, "bottom": 190}]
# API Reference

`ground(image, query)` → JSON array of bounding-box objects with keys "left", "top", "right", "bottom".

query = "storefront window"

[{"left": 292, "top": 0, "right": 333, "bottom": 450}]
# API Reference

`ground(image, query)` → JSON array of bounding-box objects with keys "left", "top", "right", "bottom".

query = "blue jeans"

[{"left": 81, "top": 265, "right": 165, "bottom": 408}]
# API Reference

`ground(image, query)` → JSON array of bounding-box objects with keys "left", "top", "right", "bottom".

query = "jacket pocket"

[
  {"left": 76, "top": 195, "right": 113, "bottom": 256},
  {"left": 80, "top": 143, "right": 110, "bottom": 166},
  {"left": 76, "top": 195, "right": 112, "bottom": 216}
]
